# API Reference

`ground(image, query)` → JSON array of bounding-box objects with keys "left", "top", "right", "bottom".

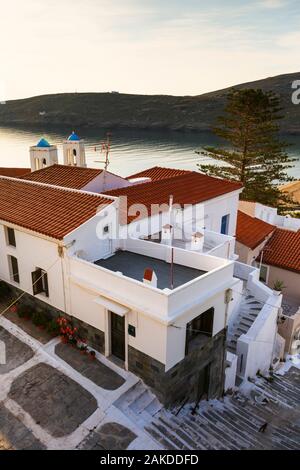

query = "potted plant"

[
  {"left": 89, "top": 350, "right": 96, "bottom": 360},
  {"left": 80, "top": 345, "right": 88, "bottom": 355},
  {"left": 46, "top": 318, "right": 60, "bottom": 336},
  {"left": 32, "top": 311, "right": 47, "bottom": 329},
  {"left": 273, "top": 280, "right": 286, "bottom": 292},
  {"left": 10, "top": 304, "right": 18, "bottom": 314},
  {"left": 17, "top": 304, "right": 32, "bottom": 320}
]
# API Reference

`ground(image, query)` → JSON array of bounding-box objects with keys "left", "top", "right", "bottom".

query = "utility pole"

[{"left": 169, "top": 195, "right": 174, "bottom": 290}]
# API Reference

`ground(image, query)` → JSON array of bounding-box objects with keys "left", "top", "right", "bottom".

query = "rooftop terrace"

[{"left": 94, "top": 250, "right": 206, "bottom": 290}]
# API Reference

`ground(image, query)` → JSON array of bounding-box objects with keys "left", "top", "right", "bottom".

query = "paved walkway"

[
  {"left": 55, "top": 343, "right": 125, "bottom": 390},
  {"left": 0, "top": 316, "right": 159, "bottom": 450}
]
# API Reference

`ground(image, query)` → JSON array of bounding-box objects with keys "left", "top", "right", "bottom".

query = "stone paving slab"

[
  {"left": 79, "top": 422, "right": 137, "bottom": 450},
  {"left": 0, "top": 326, "right": 34, "bottom": 374},
  {"left": 55, "top": 342, "right": 125, "bottom": 390},
  {"left": 0, "top": 405, "right": 45, "bottom": 450},
  {"left": 8, "top": 362, "right": 98, "bottom": 438}
]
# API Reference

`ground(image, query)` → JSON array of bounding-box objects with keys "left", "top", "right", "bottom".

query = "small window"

[
  {"left": 259, "top": 264, "right": 268, "bottom": 283},
  {"left": 186, "top": 308, "right": 214, "bottom": 355},
  {"left": 6, "top": 227, "right": 16, "bottom": 247},
  {"left": 9, "top": 255, "right": 19, "bottom": 283},
  {"left": 103, "top": 225, "right": 110, "bottom": 234},
  {"left": 32, "top": 268, "right": 49, "bottom": 297},
  {"left": 221, "top": 214, "right": 230, "bottom": 235}
]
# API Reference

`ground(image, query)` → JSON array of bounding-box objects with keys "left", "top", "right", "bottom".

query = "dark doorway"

[
  {"left": 197, "top": 363, "right": 210, "bottom": 401},
  {"left": 111, "top": 312, "right": 125, "bottom": 361}
]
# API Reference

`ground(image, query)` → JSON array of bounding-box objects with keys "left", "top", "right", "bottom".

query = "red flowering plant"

[{"left": 56, "top": 317, "right": 83, "bottom": 347}]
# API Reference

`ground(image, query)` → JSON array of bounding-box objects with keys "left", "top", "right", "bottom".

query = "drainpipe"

[
  {"left": 59, "top": 240, "right": 75, "bottom": 315},
  {"left": 222, "top": 288, "right": 233, "bottom": 395}
]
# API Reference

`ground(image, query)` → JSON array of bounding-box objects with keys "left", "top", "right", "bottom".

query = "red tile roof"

[
  {"left": 261, "top": 228, "right": 300, "bottom": 274},
  {"left": 106, "top": 171, "right": 243, "bottom": 224},
  {"left": 20, "top": 164, "right": 103, "bottom": 189},
  {"left": 127, "top": 166, "right": 192, "bottom": 181},
  {"left": 0, "top": 168, "right": 30, "bottom": 177},
  {"left": 0, "top": 177, "right": 113, "bottom": 240},
  {"left": 236, "top": 211, "right": 275, "bottom": 249}
]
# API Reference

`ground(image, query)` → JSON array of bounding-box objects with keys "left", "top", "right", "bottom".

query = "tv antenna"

[
  {"left": 94, "top": 132, "right": 112, "bottom": 191},
  {"left": 94, "top": 132, "right": 112, "bottom": 171}
]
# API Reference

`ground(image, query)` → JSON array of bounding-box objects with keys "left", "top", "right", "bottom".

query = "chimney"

[
  {"left": 143, "top": 268, "right": 157, "bottom": 288},
  {"left": 190, "top": 231, "right": 204, "bottom": 251},
  {"left": 161, "top": 224, "right": 173, "bottom": 246}
]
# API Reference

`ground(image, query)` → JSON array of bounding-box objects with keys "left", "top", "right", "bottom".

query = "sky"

[{"left": 0, "top": 0, "right": 300, "bottom": 100}]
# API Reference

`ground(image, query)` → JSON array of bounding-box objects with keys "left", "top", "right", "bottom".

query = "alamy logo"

[
  {"left": 0, "top": 340, "right": 6, "bottom": 364},
  {"left": 291, "top": 80, "right": 300, "bottom": 105}
]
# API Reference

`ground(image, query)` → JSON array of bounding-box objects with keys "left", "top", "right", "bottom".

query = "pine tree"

[{"left": 197, "top": 88, "right": 296, "bottom": 207}]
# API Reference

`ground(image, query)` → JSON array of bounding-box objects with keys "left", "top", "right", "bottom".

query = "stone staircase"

[
  {"left": 143, "top": 367, "right": 300, "bottom": 450},
  {"left": 113, "top": 381, "right": 163, "bottom": 428},
  {"left": 227, "top": 291, "right": 263, "bottom": 354}
]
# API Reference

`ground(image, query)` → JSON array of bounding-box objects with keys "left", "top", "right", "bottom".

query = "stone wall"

[
  {"left": 0, "top": 281, "right": 105, "bottom": 354},
  {"left": 128, "top": 329, "right": 226, "bottom": 407}
]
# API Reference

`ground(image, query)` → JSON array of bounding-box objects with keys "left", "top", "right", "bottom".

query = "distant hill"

[{"left": 1, "top": 72, "right": 300, "bottom": 133}]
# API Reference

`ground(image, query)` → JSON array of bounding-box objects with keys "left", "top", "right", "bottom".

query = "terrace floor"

[{"left": 94, "top": 251, "right": 206, "bottom": 289}]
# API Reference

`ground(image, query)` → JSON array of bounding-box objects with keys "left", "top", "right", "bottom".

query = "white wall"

[
  {"left": 204, "top": 191, "right": 240, "bottom": 236},
  {"left": 266, "top": 265, "right": 300, "bottom": 304},
  {"left": 64, "top": 201, "right": 118, "bottom": 261},
  {"left": 66, "top": 239, "right": 236, "bottom": 369},
  {"left": 118, "top": 190, "right": 241, "bottom": 243},
  {"left": 128, "top": 310, "right": 168, "bottom": 364},
  {"left": 225, "top": 351, "right": 238, "bottom": 391},
  {"left": 254, "top": 202, "right": 300, "bottom": 231},
  {"left": 165, "top": 290, "right": 228, "bottom": 370},
  {"left": 83, "top": 172, "right": 132, "bottom": 193},
  {"left": 0, "top": 223, "right": 65, "bottom": 312},
  {"left": 237, "top": 293, "right": 281, "bottom": 378}
]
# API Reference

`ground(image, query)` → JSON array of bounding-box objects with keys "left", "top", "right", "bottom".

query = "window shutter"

[
  {"left": 32, "top": 268, "right": 43, "bottom": 295},
  {"left": 43, "top": 272, "right": 49, "bottom": 297}
]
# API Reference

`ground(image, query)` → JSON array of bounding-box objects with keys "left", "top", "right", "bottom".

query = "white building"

[{"left": 0, "top": 136, "right": 284, "bottom": 403}]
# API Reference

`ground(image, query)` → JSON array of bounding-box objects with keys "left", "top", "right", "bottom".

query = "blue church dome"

[
  {"left": 36, "top": 138, "right": 51, "bottom": 148},
  {"left": 68, "top": 131, "right": 80, "bottom": 141}
]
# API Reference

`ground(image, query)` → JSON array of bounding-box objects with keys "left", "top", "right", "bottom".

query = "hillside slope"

[{"left": 0, "top": 72, "right": 299, "bottom": 133}]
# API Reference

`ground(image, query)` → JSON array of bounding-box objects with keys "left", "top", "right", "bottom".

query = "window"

[
  {"left": 32, "top": 268, "right": 49, "bottom": 297},
  {"left": 221, "top": 214, "right": 230, "bottom": 235},
  {"left": 9, "top": 255, "right": 20, "bottom": 283},
  {"left": 6, "top": 227, "right": 16, "bottom": 247},
  {"left": 259, "top": 264, "right": 268, "bottom": 283},
  {"left": 103, "top": 225, "right": 110, "bottom": 234},
  {"left": 185, "top": 308, "right": 214, "bottom": 354}
]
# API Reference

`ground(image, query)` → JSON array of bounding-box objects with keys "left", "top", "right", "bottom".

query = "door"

[
  {"left": 197, "top": 363, "right": 210, "bottom": 401},
  {"left": 110, "top": 312, "right": 125, "bottom": 361},
  {"left": 221, "top": 214, "right": 230, "bottom": 235}
]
